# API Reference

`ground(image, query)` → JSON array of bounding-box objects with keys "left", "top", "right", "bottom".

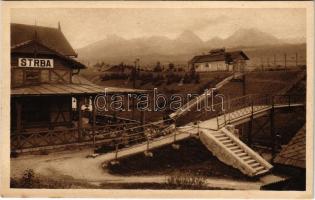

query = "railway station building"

[{"left": 10, "top": 23, "right": 145, "bottom": 152}]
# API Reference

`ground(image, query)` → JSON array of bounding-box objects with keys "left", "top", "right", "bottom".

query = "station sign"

[{"left": 18, "top": 58, "right": 54, "bottom": 68}]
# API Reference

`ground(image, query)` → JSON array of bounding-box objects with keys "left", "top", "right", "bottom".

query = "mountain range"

[{"left": 76, "top": 28, "right": 306, "bottom": 66}]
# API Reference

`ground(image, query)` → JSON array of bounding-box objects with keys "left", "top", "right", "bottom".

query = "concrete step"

[
  {"left": 214, "top": 134, "right": 226, "bottom": 138},
  {"left": 250, "top": 162, "right": 262, "bottom": 168},
  {"left": 246, "top": 159, "right": 257, "bottom": 165},
  {"left": 222, "top": 140, "right": 233, "bottom": 145},
  {"left": 242, "top": 156, "right": 253, "bottom": 161},
  {"left": 238, "top": 152, "right": 248, "bottom": 157},
  {"left": 233, "top": 149, "right": 244, "bottom": 154},
  {"left": 226, "top": 143, "right": 238, "bottom": 148},
  {"left": 254, "top": 166, "right": 266, "bottom": 172},
  {"left": 199, "top": 127, "right": 273, "bottom": 177},
  {"left": 229, "top": 146, "right": 241, "bottom": 150},
  {"left": 218, "top": 137, "right": 230, "bottom": 141}
]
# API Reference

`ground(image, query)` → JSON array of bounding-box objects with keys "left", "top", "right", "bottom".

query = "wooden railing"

[
  {"left": 11, "top": 94, "right": 305, "bottom": 152},
  {"left": 11, "top": 118, "right": 171, "bottom": 152},
  {"left": 214, "top": 94, "right": 305, "bottom": 130}
]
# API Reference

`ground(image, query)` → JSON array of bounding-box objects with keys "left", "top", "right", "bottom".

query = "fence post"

[
  {"left": 77, "top": 96, "right": 83, "bottom": 142},
  {"left": 251, "top": 95, "right": 254, "bottom": 113},
  {"left": 270, "top": 98, "right": 276, "bottom": 162},
  {"left": 115, "top": 144, "right": 119, "bottom": 160},
  {"left": 173, "top": 131, "right": 176, "bottom": 142},
  {"left": 147, "top": 136, "right": 150, "bottom": 150},
  {"left": 228, "top": 95, "right": 231, "bottom": 124},
  {"left": 92, "top": 95, "right": 96, "bottom": 147},
  {"left": 247, "top": 97, "right": 254, "bottom": 147},
  {"left": 216, "top": 114, "right": 219, "bottom": 130}
]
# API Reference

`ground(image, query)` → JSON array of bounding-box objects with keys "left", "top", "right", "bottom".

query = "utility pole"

[
  {"left": 270, "top": 97, "right": 276, "bottom": 161},
  {"left": 261, "top": 58, "right": 264, "bottom": 71},
  {"left": 284, "top": 53, "right": 287, "bottom": 71},
  {"left": 132, "top": 58, "right": 140, "bottom": 120},
  {"left": 273, "top": 54, "right": 276, "bottom": 68},
  {"left": 296, "top": 52, "right": 298, "bottom": 68},
  {"left": 132, "top": 60, "right": 137, "bottom": 89},
  {"left": 242, "top": 74, "right": 246, "bottom": 96}
]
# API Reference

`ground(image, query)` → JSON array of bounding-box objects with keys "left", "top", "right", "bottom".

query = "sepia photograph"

[{"left": 0, "top": 1, "right": 313, "bottom": 198}]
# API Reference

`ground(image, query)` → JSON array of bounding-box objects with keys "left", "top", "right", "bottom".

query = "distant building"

[{"left": 189, "top": 48, "right": 249, "bottom": 72}]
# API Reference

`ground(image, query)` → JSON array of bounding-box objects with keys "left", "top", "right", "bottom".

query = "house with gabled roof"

[
  {"left": 189, "top": 48, "right": 249, "bottom": 72},
  {"left": 10, "top": 23, "right": 146, "bottom": 152}
]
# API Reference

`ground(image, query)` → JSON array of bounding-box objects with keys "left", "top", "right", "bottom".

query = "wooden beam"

[
  {"left": 247, "top": 99, "right": 253, "bottom": 147},
  {"left": 92, "top": 95, "right": 96, "bottom": 146},
  {"left": 141, "top": 110, "right": 145, "bottom": 125},
  {"left": 15, "top": 99, "right": 22, "bottom": 133},
  {"left": 77, "top": 96, "right": 83, "bottom": 141},
  {"left": 270, "top": 100, "right": 276, "bottom": 161},
  {"left": 242, "top": 74, "right": 246, "bottom": 96}
]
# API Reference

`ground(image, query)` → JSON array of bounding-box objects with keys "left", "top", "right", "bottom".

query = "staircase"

[
  {"left": 169, "top": 72, "right": 243, "bottom": 120},
  {"left": 199, "top": 126, "right": 272, "bottom": 177}
]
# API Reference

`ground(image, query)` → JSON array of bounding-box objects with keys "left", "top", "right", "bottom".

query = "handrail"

[{"left": 213, "top": 94, "right": 304, "bottom": 129}]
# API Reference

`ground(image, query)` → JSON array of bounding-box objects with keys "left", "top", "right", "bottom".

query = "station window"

[{"left": 24, "top": 70, "right": 40, "bottom": 85}]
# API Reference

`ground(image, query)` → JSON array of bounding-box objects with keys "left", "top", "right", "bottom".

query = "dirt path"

[{"left": 11, "top": 148, "right": 267, "bottom": 190}]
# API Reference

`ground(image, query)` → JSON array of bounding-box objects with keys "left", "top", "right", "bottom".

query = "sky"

[{"left": 11, "top": 8, "right": 306, "bottom": 49}]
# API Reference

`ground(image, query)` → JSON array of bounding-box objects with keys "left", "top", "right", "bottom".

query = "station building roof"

[
  {"left": 274, "top": 125, "right": 306, "bottom": 169},
  {"left": 11, "top": 40, "right": 86, "bottom": 69},
  {"left": 11, "top": 75, "right": 148, "bottom": 97},
  {"left": 11, "top": 23, "right": 77, "bottom": 57}
]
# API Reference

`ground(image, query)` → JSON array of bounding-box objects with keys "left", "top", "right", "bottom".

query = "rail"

[
  {"left": 11, "top": 93, "right": 305, "bottom": 152},
  {"left": 11, "top": 117, "right": 173, "bottom": 151},
  {"left": 214, "top": 94, "right": 305, "bottom": 130}
]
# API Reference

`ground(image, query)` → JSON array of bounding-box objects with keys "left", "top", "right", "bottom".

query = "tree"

[
  {"left": 168, "top": 63, "right": 175, "bottom": 71},
  {"left": 154, "top": 61, "right": 162, "bottom": 72}
]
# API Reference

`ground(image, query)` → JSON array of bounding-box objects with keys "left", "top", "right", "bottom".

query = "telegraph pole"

[
  {"left": 296, "top": 52, "right": 298, "bottom": 68},
  {"left": 132, "top": 58, "right": 140, "bottom": 120},
  {"left": 284, "top": 53, "right": 287, "bottom": 71}
]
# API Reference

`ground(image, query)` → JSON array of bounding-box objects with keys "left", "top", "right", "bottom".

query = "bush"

[
  {"left": 11, "top": 168, "right": 101, "bottom": 189},
  {"left": 166, "top": 172, "right": 207, "bottom": 189},
  {"left": 166, "top": 73, "right": 182, "bottom": 85},
  {"left": 11, "top": 169, "right": 40, "bottom": 188},
  {"left": 183, "top": 73, "right": 191, "bottom": 84},
  {"left": 101, "top": 73, "right": 129, "bottom": 81},
  {"left": 139, "top": 73, "right": 154, "bottom": 85}
]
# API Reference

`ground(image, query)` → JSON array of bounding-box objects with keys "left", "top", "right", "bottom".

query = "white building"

[{"left": 189, "top": 49, "right": 249, "bottom": 72}]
